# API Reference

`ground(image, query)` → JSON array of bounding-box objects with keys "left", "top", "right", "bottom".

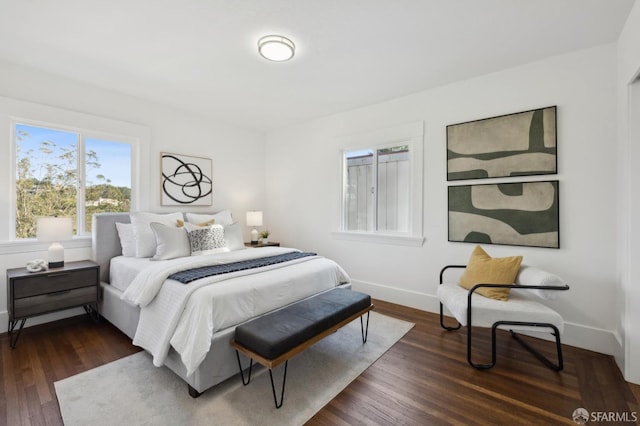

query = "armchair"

[{"left": 437, "top": 264, "right": 570, "bottom": 371}]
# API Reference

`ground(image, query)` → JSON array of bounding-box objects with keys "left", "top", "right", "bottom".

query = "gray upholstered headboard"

[{"left": 91, "top": 212, "right": 130, "bottom": 283}]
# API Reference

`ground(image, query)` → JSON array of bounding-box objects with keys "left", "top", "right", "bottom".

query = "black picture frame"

[
  {"left": 446, "top": 106, "right": 557, "bottom": 181},
  {"left": 161, "top": 152, "right": 213, "bottom": 206},
  {"left": 448, "top": 180, "right": 559, "bottom": 249}
]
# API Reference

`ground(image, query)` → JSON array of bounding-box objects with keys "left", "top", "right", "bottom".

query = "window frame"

[
  {"left": 0, "top": 95, "right": 149, "bottom": 252},
  {"left": 333, "top": 121, "right": 425, "bottom": 247},
  {"left": 13, "top": 120, "right": 137, "bottom": 238}
]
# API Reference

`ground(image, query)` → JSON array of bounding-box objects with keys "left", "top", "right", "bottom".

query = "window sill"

[
  {"left": 331, "top": 231, "right": 425, "bottom": 247},
  {"left": 0, "top": 236, "right": 91, "bottom": 255}
]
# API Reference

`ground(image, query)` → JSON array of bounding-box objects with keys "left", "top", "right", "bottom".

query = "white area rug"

[{"left": 55, "top": 312, "right": 413, "bottom": 426}]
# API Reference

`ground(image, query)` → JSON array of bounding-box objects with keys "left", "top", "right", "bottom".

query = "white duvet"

[{"left": 121, "top": 247, "right": 350, "bottom": 376}]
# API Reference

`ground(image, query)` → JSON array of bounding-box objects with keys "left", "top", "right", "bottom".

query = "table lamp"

[
  {"left": 37, "top": 216, "right": 73, "bottom": 268},
  {"left": 246, "top": 211, "right": 263, "bottom": 245}
]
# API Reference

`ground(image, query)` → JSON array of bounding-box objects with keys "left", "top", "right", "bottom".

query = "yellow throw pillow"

[
  {"left": 176, "top": 219, "right": 214, "bottom": 227},
  {"left": 458, "top": 245, "right": 523, "bottom": 301}
]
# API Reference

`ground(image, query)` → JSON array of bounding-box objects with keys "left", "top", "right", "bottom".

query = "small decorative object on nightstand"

[
  {"left": 6, "top": 260, "right": 100, "bottom": 348},
  {"left": 260, "top": 229, "right": 270, "bottom": 244}
]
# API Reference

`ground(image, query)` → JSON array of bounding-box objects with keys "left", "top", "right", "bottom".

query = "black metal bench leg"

[
  {"left": 235, "top": 350, "right": 254, "bottom": 385},
  {"left": 360, "top": 311, "right": 370, "bottom": 343},
  {"left": 269, "top": 360, "right": 288, "bottom": 409}
]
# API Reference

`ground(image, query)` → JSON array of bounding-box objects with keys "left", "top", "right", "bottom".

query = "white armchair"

[{"left": 437, "top": 264, "right": 570, "bottom": 370}]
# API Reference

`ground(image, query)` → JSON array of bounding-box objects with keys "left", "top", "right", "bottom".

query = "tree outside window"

[{"left": 15, "top": 123, "right": 132, "bottom": 238}]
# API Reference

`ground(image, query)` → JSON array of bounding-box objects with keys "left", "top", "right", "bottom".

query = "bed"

[{"left": 91, "top": 212, "right": 351, "bottom": 396}]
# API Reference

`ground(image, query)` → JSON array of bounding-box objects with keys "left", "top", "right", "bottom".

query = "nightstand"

[
  {"left": 6, "top": 260, "right": 100, "bottom": 348},
  {"left": 244, "top": 242, "right": 280, "bottom": 248}
]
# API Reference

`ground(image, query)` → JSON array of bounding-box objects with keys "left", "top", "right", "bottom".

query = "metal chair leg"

[
  {"left": 465, "top": 323, "right": 496, "bottom": 370},
  {"left": 439, "top": 303, "right": 462, "bottom": 331},
  {"left": 466, "top": 321, "right": 564, "bottom": 371},
  {"left": 509, "top": 326, "right": 564, "bottom": 371}
]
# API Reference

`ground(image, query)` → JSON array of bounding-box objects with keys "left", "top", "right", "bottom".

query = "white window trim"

[
  {"left": 335, "top": 121, "right": 425, "bottom": 246},
  {"left": 0, "top": 95, "right": 150, "bottom": 250}
]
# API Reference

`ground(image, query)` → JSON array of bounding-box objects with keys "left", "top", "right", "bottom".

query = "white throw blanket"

[{"left": 121, "top": 247, "right": 350, "bottom": 376}]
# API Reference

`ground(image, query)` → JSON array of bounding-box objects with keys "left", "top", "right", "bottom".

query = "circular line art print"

[{"left": 161, "top": 153, "right": 213, "bottom": 205}]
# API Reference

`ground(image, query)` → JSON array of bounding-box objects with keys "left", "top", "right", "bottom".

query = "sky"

[{"left": 16, "top": 123, "right": 132, "bottom": 188}]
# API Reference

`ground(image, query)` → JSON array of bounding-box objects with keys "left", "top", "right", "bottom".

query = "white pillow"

[
  {"left": 149, "top": 222, "right": 190, "bottom": 260},
  {"left": 184, "top": 223, "right": 230, "bottom": 255},
  {"left": 130, "top": 212, "right": 183, "bottom": 258},
  {"left": 515, "top": 265, "right": 567, "bottom": 300},
  {"left": 115, "top": 222, "right": 136, "bottom": 257},
  {"left": 186, "top": 210, "right": 233, "bottom": 226},
  {"left": 224, "top": 223, "right": 245, "bottom": 251}
]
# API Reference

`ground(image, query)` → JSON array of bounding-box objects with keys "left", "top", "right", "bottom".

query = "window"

[
  {"left": 14, "top": 122, "right": 133, "bottom": 238},
  {"left": 336, "top": 121, "right": 424, "bottom": 246},
  {"left": 344, "top": 145, "right": 410, "bottom": 232}
]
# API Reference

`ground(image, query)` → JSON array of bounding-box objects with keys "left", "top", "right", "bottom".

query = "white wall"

[
  {"left": 617, "top": 0, "right": 640, "bottom": 384},
  {"left": 265, "top": 44, "right": 620, "bottom": 356},
  {"left": 0, "top": 61, "right": 266, "bottom": 331}
]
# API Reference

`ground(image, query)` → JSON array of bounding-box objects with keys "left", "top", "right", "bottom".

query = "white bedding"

[
  {"left": 110, "top": 256, "right": 154, "bottom": 292},
  {"left": 119, "top": 247, "right": 350, "bottom": 376}
]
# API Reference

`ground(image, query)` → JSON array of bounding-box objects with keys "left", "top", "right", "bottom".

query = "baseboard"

[{"left": 351, "top": 279, "right": 621, "bottom": 357}]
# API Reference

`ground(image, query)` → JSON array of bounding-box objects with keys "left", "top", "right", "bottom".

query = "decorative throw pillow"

[
  {"left": 223, "top": 223, "right": 244, "bottom": 251},
  {"left": 516, "top": 265, "right": 567, "bottom": 300},
  {"left": 458, "top": 245, "right": 523, "bottom": 301},
  {"left": 184, "top": 223, "right": 230, "bottom": 255},
  {"left": 149, "top": 222, "right": 190, "bottom": 260},
  {"left": 186, "top": 210, "right": 234, "bottom": 227},
  {"left": 130, "top": 212, "right": 183, "bottom": 258},
  {"left": 115, "top": 222, "right": 136, "bottom": 257},
  {"left": 176, "top": 218, "right": 214, "bottom": 227}
]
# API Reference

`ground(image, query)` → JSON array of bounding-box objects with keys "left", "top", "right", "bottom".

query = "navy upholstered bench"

[{"left": 231, "top": 288, "right": 373, "bottom": 408}]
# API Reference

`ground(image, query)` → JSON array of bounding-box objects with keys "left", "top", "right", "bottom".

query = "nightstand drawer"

[
  {"left": 13, "top": 269, "right": 98, "bottom": 299},
  {"left": 13, "top": 286, "right": 97, "bottom": 318}
]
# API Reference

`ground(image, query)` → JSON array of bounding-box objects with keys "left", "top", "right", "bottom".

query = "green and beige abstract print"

[
  {"left": 447, "top": 106, "right": 557, "bottom": 180},
  {"left": 448, "top": 181, "right": 559, "bottom": 248}
]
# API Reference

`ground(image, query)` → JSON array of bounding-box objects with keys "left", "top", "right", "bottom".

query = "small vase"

[{"left": 262, "top": 238, "right": 268, "bottom": 245}]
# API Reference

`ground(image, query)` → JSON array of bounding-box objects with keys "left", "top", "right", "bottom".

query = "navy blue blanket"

[{"left": 168, "top": 251, "right": 317, "bottom": 284}]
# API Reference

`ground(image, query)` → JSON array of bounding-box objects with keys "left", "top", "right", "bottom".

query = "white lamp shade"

[
  {"left": 246, "top": 211, "right": 263, "bottom": 227},
  {"left": 37, "top": 217, "right": 73, "bottom": 268},
  {"left": 37, "top": 217, "right": 73, "bottom": 242}
]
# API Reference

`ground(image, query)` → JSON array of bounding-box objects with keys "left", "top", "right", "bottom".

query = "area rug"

[{"left": 55, "top": 312, "right": 413, "bottom": 426}]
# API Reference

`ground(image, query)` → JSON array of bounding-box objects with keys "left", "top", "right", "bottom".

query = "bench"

[{"left": 230, "top": 288, "right": 373, "bottom": 408}]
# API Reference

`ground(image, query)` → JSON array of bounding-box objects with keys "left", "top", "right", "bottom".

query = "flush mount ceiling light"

[{"left": 257, "top": 35, "right": 295, "bottom": 62}]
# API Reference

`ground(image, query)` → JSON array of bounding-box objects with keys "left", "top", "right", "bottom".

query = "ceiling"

[{"left": 0, "top": 0, "right": 635, "bottom": 132}]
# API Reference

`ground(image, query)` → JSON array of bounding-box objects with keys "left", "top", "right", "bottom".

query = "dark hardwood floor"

[{"left": 1, "top": 300, "right": 638, "bottom": 425}]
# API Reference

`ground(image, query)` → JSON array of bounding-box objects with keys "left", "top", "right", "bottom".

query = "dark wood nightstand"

[
  {"left": 6, "top": 260, "right": 100, "bottom": 348},
  {"left": 244, "top": 242, "right": 280, "bottom": 248}
]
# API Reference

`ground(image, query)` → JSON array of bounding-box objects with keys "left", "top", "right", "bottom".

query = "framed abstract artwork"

[
  {"left": 161, "top": 152, "right": 213, "bottom": 206},
  {"left": 447, "top": 106, "right": 557, "bottom": 181},
  {"left": 448, "top": 180, "right": 559, "bottom": 248}
]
